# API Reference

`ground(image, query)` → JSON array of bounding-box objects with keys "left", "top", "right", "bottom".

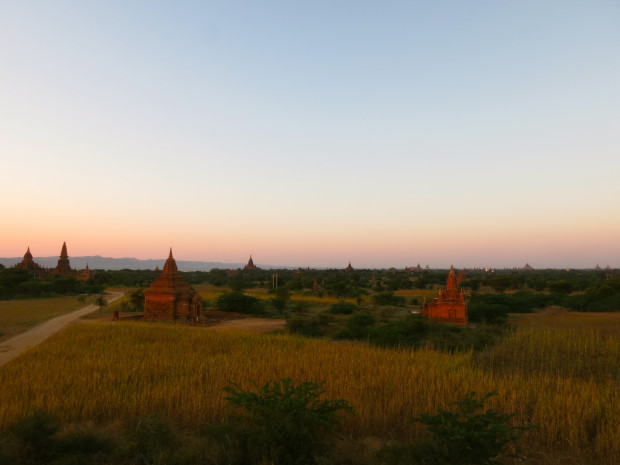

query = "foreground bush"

[
  {"left": 213, "top": 378, "right": 352, "bottom": 465},
  {"left": 378, "top": 391, "right": 531, "bottom": 465}
]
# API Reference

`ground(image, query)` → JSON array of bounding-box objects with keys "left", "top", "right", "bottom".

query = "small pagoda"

[
  {"left": 53, "top": 242, "right": 77, "bottom": 277},
  {"left": 422, "top": 266, "right": 467, "bottom": 326},
  {"left": 144, "top": 249, "right": 202, "bottom": 321},
  {"left": 13, "top": 247, "right": 47, "bottom": 277},
  {"left": 77, "top": 263, "right": 91, "bottom": 281}
]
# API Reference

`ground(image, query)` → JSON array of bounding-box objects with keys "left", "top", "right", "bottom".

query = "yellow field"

[
  {"left": 0, "top": 317, "right": 618, "bottom": 464},
  {"left": 0, "top": 295, "right": 97, "bottom": 341}
]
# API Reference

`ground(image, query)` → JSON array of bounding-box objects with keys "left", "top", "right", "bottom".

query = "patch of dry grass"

[
  {"left": 0, "top": 317, "right": 617, "bottom": 464},
  {"left": 0, "top": 296, "right": 97, "bottom": 341}
]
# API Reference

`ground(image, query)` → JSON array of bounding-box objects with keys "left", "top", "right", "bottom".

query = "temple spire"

[
  {"left": 446, "top": 265, "right": 457, "bottom": 290},
  {"left": 163, "top": 248, "right": 178, "bottom": 274},
  {"left": 60, "top": 242, "right": 68, "bottom": 259}
]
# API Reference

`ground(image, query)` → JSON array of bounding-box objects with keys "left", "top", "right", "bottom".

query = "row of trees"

[{"left": 0, "top": 268, "right": 104, "bottom": 300}]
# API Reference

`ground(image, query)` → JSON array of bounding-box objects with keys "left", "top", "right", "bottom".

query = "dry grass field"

[
  {"left": 0, "top": 311, "right": 618, "bottom": 464},
  {"left": 0, "top": 295, "right": 97, "bottom": 342}
]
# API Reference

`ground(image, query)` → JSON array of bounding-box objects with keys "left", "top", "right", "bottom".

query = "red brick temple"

[
  {"left": 144, "top": 249, "right": 202, "bottom": 321},
  {"left": 422, "top": 266, "right": 467, "bottom": 326},
  {"left": 244, "top": 255, "right": 257, "bottom": 270},
  {"left": 53, "top": 242, "right": 77, "bottom": 277},
  {"left": 13, "top": 247, "right": 47, "bottom": 277},
  {"left": 345, "top": 262, "right": 354, "bottom": 272}
]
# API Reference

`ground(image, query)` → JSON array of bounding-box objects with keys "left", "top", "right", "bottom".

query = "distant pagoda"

[
  {"left": 345, "top": 262, "right": 354, "bottom": 272},
  {"left": 13, "top": 247, "right": 47, "bottom": 277},
  {"left": 77, "top": 263, "right": 91, "bottom": 281},
  {"left": 53, "top": 242, "right": 77, "bottom": 277},
  {"left": 144, "top": 249, "right": 202, "bottom": 321},
  {"left": 244, "top": 255, "right": 258, "bottom": 270}
]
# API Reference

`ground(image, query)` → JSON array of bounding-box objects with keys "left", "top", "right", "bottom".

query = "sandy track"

[{"left": 0, "top": 292, "right": 123, "bottom": 367}]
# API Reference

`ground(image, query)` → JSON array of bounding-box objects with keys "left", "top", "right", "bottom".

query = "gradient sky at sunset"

[{"left": 2, "top": 1, "right": 619, "bottom": 269}]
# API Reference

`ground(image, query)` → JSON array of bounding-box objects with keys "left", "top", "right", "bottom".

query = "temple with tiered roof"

[
  {"left": 144, "top": 249, "right": 202, "bottom": 321},
  {"left": 422, "top": 266, "right": 468, "bottom": 326},
  {"left": 13, "top": 247, "right": 47, "bottom": 277}
]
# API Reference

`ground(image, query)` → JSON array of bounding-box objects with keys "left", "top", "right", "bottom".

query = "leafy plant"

[
  {"left": 379, "top": 391, "right": 532, "bottom": 465},
  {"left": 219, "top": 378, "right": 353, "bottom": 465}
]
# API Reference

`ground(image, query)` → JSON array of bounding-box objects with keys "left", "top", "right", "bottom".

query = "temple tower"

[
  {"left": 53, "top": 242, "right": 76, "bottom": 277},
  {"left": 144, "top": 249, "right": 202, "bottom": 321},
  {"left": 244, "top": 255, "right": 257, "bottom": 270},
  {"left": 13, "top": 247, "right": 47, "bottom": 277},
  {"left": 77, "top": 263, "right": 91, "bottom": 281},
  {"left": 422, "top": 265, "right": 467, "bottom": 326}
]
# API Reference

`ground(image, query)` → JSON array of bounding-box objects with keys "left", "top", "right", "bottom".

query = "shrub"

[
  {"left": 378, "top": 391, "right": 530, "bottom": 465},
  {"left": 287, "top": 314, "right": 331, "bottom": 337},
  {"left": 216, "top": 291, "right": 265, "bottom": 315},
  {"left": 123, "top": 413, "right": 175, "bottom": 465},
  {"left": 327, "top": 301, "right": 357, "bottom": 314},
  {"left": 372, "top": 292, "right": 406, "bottom": 306},
  {"left": 468, "top": 303, "right": 509, "bottom": 325},
  {"left": 218, "top": 378, "right": 353, "bottom": 465}
]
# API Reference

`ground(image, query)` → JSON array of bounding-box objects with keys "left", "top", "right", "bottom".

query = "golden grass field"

[
  {"left": 0, "top": 295, "right": 97, "bottom": 342},
  {"left": 0, "top": 310, "right": 618, "bottom": 464}
]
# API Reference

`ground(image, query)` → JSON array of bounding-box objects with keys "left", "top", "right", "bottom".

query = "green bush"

[
  {"left": 378, "top": 391, "right": 531, "bottom": 465},
  {"left": 216, "top": 291, "right": 265, "bottom": 315},
  {"left": 287, "top": 314, "right": 331, "bottom": 337},
  {"left": 467, "top": 303, "right": 509, "bottom": 325},
  {"left": 218, "top": 378, "right": 353, "bottom": 465},
  {"left": 327, "top": 301, "right": 357, "bottom": 314},
  {"left": 372, "top": 292, "right": 406, "bottom": 306}
]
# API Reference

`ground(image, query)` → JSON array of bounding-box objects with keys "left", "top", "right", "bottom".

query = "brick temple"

[
  {"left": 144, "top": 249, "right": 202, "bottom": 321},
  {"left": 13, "top": 247, "right": 47, "bottom": 277},
  {"left": 53, "top": 242, "right": 77, "bottom": 277},
  {"left": 422, "top": 266, "right": 468, "bottom": 326},
  {"left": 244, "top": 255, "right": 257, "bottom": 270}
]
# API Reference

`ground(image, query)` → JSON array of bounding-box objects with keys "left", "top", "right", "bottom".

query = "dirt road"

[{"left": 0, "top": 292, "right": 123, "bottom": 367}]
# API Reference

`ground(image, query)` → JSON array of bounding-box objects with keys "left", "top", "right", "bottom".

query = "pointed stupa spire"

[
  {"left": 446, "top": 265, "right": 457, "bottom": 290},
  {"left": 60, "top": 242, "right": 68, "bottom": 259},
  {"left": 24, "top": 247, "right": 33, "bottom": 260},
  {"left": 162, "top": 248, "right": 179, "bottom": 274}
]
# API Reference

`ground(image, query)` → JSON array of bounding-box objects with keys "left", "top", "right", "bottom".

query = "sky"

[{"left": 1, "top": 1, "right": 619, "bottom": 269}]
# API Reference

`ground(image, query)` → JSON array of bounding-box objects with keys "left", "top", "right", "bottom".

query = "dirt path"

[{"left": 0, "top": 292, "right": 123, "bottom": 367}]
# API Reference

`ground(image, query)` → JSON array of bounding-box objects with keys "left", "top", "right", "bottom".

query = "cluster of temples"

[
  {"left": 10, "top": 245, "right": 470, "bottom": 326},
  {"left": 12, "top": 242, "right": 90, "bottom": 280},
  {"left": 422, "top": 266, "right": 468, "bottom": 326}
]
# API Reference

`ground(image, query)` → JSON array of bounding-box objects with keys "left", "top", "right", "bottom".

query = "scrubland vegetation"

[
  {"left": 0, "top": 313, "right": 618, "bottom": 464},
  {"left": 1, "top": 266, "right": 618, "bottom": 464}
]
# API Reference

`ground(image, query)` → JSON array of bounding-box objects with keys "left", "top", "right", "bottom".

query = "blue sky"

[{"left": 1, "top": 1, "right": 619, "bottom": 268}]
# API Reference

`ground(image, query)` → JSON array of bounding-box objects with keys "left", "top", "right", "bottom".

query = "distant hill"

[{"left": 0, "top": 255, "right": 258, "bottom": 271}]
